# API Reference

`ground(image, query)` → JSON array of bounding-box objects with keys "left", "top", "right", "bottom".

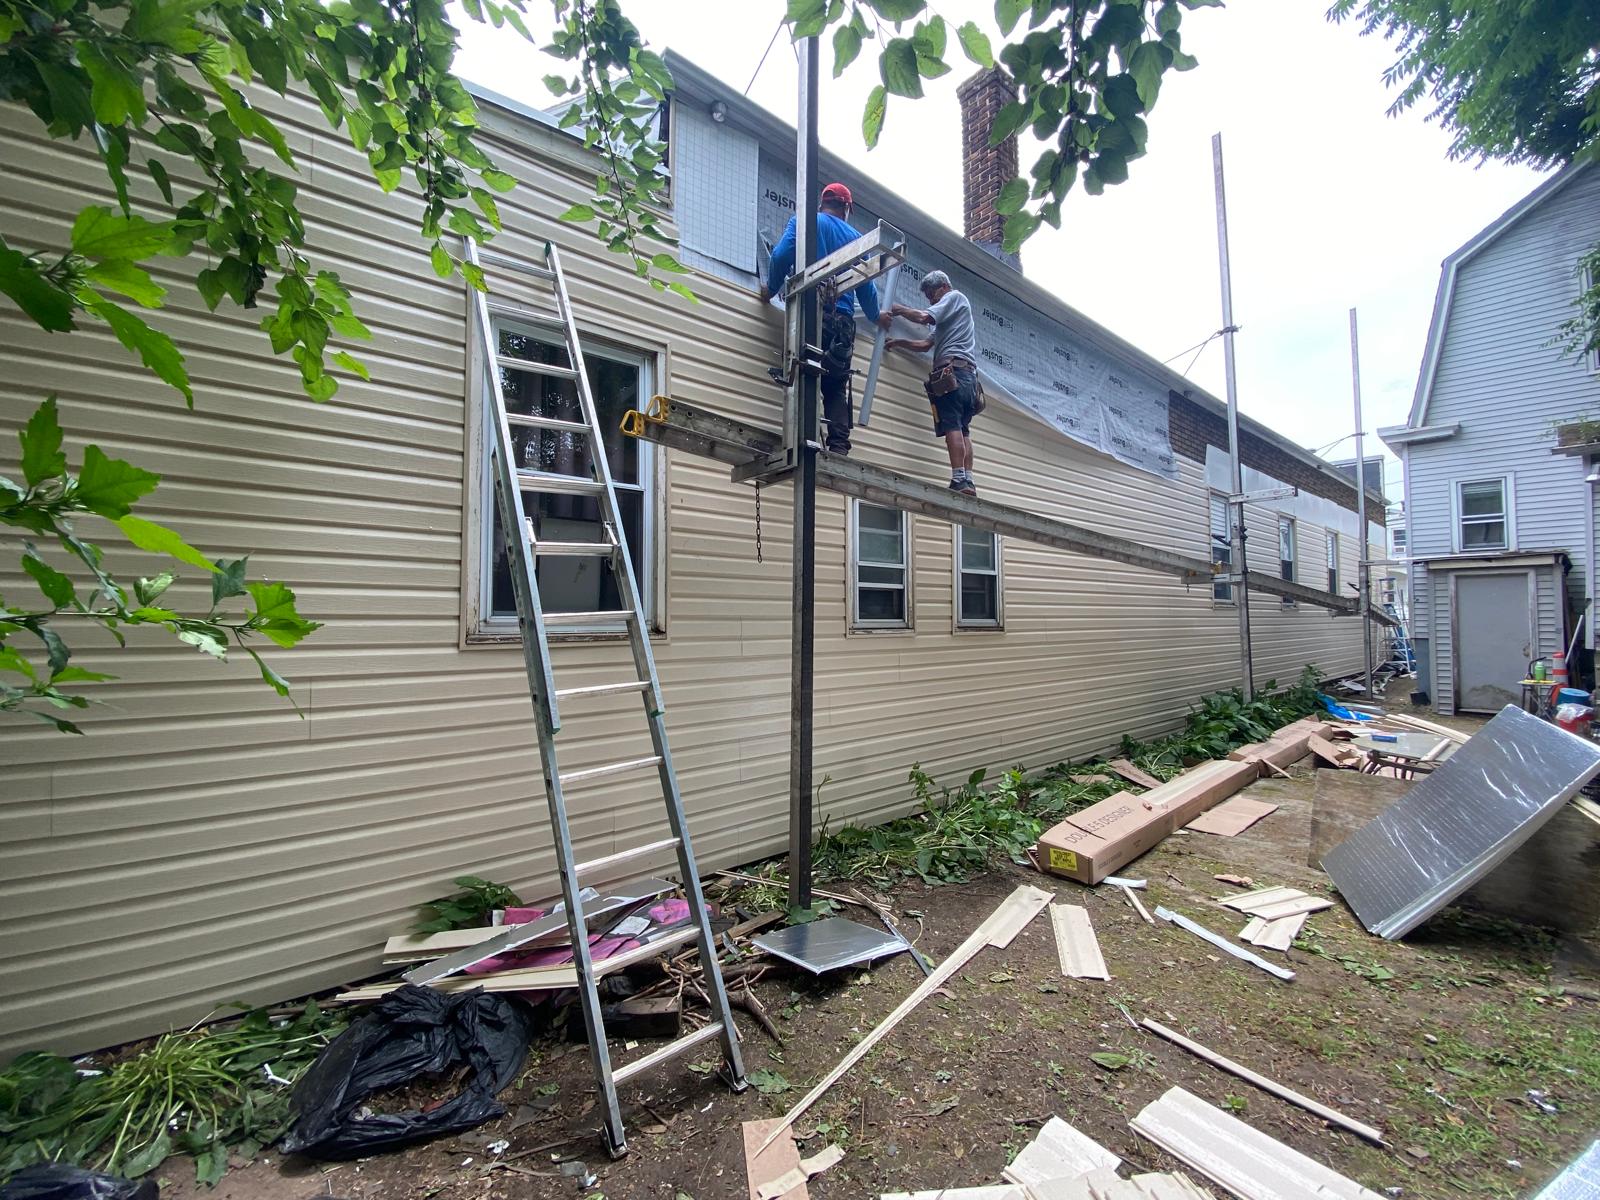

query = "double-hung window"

[
  {"left": 1209, "top": 492, "right": 1233, "bottom": 603},
  {"left": 955, "top": 526, "right": 1002, "bottom": 628},
  {"left": 1278, "top": 516, "right": 1296, "bottom": 605},
  {"left": 478, "top": 319, "right": 656, "bottom": 635},
  {"left": 1326, "top": 531, "right": 1339, "bottom": 596},
  {"left": 852, "top": 501, "right": 910, "bottom": 627},
  {"left": 1456, "top": 477, "right": 1509, "bottom": 551}
]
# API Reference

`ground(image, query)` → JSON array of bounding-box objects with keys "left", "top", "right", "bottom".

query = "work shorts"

[{"left": 931, "top": 365, "right": 980, "bottom": 437}]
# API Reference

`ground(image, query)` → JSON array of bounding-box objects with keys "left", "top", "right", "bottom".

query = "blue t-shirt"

[{"left": 765, "top": 212, "right": 881, "bottom": 322}]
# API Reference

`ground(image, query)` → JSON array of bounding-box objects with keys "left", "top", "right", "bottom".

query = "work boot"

[{"left": 948, "top": 479, "right": 976, "bottom": 497}]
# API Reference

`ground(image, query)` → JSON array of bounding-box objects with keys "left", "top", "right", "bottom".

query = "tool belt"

[{"left": 924, "top": 357, "right": 986, "bottom": 414}]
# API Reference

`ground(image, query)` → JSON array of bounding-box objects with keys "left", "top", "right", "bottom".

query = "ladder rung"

[
  {"left": 498, "top": 356, "right": 579, "bottom": 381},
  {"left": 560, "top": 755, "right": 663, "bottom": 786},
  {"left": 554, "top": 679, "right": 651, "bottom": 700},
  {"left": 534, "top": 541, "right": 615, "bottom": 557},
  {"left": 507, "top": 413, "right": 591, "bottom": 435},
  {"left": 543, "top": 610, "right": 636, "bottom": 625},
  {"left": 517, "top": 469, "right": 604, "bottom": 496},
  {"left": 477, "top": 246, "right": 557, "bottom": 280},
  {"left": 611, "top": 1021, "right": 725, "bottom": 1087},
  {"left": 575, "top": 836, "right": 681, "bottom": 878}
]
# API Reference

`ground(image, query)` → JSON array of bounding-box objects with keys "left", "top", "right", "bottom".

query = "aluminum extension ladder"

[{"left": 465, "top": 237, "right": 747, "bottom": 1155}]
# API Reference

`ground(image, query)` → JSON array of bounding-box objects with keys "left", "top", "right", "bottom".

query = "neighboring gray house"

[{"left": 1382, "top": 162, "right": 1600, "bottom": 714}]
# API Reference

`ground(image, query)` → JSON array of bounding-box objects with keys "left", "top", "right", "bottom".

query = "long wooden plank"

[
  {"left": 1130, "top": 1086, "right": 1386, "bottom": 1198},
  {"left": 1051, "top": 904, "right": 1111, "bottom": 980},
  {"left": 753, "top": 884, "right": 1053, "bottom": 1155},
  {"left": 1140, "top": 1021, "right": 1385, "bottom": 1144}
]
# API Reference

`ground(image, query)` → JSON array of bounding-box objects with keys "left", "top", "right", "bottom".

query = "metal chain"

[{"left": 753, "top": 484, "right": 763, "bottom": 564}]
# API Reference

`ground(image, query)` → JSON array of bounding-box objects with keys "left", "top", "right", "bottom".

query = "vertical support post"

[
  {"left": 788, "top": 37, "right": 820, "bottom": 912},
  {"left": 857, "top": 264, "right": 900, "bottom": 427},
  {"left": 1349, "top": 307, "right": 1374, "bottom": 698},
  {"left": 1212, "top": 132, "right": 1253, "bottom": 701}
]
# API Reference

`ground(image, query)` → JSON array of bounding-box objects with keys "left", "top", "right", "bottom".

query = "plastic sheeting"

[{"left": 1321, "top": 705, "right": 1600, "bottom": 938}]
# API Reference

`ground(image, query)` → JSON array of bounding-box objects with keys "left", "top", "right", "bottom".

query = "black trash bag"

[
  {"left": 281, "top": 984, "right": 534, "bottom": 1159},
  {"left": 0, "top": 1165, "right": 157, "bottom": 1200}
]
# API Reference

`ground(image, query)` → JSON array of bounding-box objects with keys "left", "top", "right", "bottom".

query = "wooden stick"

[
  {"left": 752, "top": 884, "right": 1053, "bottom": 1155},
  {"left": 1387, "top": 712, "right": 1469, "bottom": 744},
  {"left": 1119, "top": 883, "right": 1155, "bottom": 925},
  {"left": 1140, "top": 1018, "right": 1386, "bottom": 1145}
]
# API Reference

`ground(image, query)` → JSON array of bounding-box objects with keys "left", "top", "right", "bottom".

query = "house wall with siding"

[
  {"left": 0, "top": 88, "right": 1366, "bottom": 1056},
  {"left": 1401, "top": 165, "right": 1600, "bottom": 712}
]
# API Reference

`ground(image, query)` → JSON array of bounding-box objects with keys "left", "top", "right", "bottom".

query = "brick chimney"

[{"left": 956, "top": 68, "right": 1020, "bottom": 268}]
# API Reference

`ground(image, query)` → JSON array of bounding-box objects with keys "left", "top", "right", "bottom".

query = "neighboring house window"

[
  {"left": 1209, "top": 492, "right": 1233, "bottom": 603},
  {"left": 1456, "top": 477, "right": 1510, "bottom": 551},
  {"left": 852, "top": 501, "right": 911, "bottom": 627},
  {"left": 955, "top": 526, "right": 1002, "bottom": 628},
  {"left": 1326, "top": 531, "right": 1339, "bottom": 596},
  {"left": 1392, "top": 527, "right": 1407, "bottom": 554},
  {"left": 481, "top": 320, "right": 655, "bottom": 632},
  {"left": 1278, "top": 516, "right": 1296, "bottom": 605}
]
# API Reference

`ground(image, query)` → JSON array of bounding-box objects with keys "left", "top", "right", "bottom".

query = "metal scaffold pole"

[
  {"left": 1212, "top": 132, "right": 1254, "bottom": 701},
  {"left": 787, "top": 36, "right": 820, "bottom": 912},
  {"left": 1349, "top": 307, "right": 1375, "bottom": 698}
]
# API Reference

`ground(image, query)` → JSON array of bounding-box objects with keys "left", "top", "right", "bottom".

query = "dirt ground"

[{"left": 164, "top": 694, "right": 1600, "bottom": 1200}]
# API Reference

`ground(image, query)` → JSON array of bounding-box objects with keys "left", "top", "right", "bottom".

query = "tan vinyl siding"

[{"left": 0, "top": 87, "right": 1364, "bottom": 1057}]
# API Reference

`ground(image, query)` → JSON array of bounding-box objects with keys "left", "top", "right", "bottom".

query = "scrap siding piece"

[
  {"left": 1323, "top": 704, "right": 1600, "bottom": 938},
  {"left": 754, "top": 1144, "right": 845, "bottom": 1200},
  {"left": 1002, "top": 1114, "right": 1122, "bottom": 1187},
  {"left": 1051, "top": 904, "right": 1112, "bottom": 980},
  {"left": 1533, "top": 1138, "right": 1600, "bottom": 1199},
  {"left": 1251, "top": 913, "right": 1308, "bottom": 952},
  {"left": 1219, "top": 887, "right": 1301, "bottom": 912},
  {"left": 1243, "top": 896, "right": 1333, "bottom": 922},
  {"left": 1185, "top": 798, "right": 1279, "bottom": 837},
  {"left": 754, "top": 884, "right": 1054, "bottom": 1155},
  {"left": 1109, "top": 758, "right": 1164, "bottom": 790},
  {"left": 1129, "top": 1086, "right": 1386, "bottom": 1200},
  {"left": 1155, "top": 908, "right": 1295, "bottom": 981}
]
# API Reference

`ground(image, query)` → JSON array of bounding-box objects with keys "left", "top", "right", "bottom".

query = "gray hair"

[{"left": 920, "top": 270, "right": 951, "bottom": 295}]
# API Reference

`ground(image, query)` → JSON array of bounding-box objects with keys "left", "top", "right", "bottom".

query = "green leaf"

[
  {"left": 245, "top": 646, "right": 297, "bottom": 707},
  {"left": 51, "top": 665, "right": 116, "bottom": 683},
  {"left": 134, "top": 571, "right": 176, "bottom": 604},
  {"left": 880, "top": 39, "right": 923, "bottom": 98},
  {"left": 20, "top": 396, "right": 67, "bottom": 488},
  {"left": 995, "top": 0, "right": 1028, "bottom": 36},
  {"left": 117, "top": 514, "right": 219, "bottom": 572},
  {"left": 0, "top": 646, "right": 38, "bottom": 681},
  {"left": 0, "top": 239, "right": 76, "bottom": 332},
  {"left": 832, "top": 22, "right": 863, "bottom": 77},
  {"left": 80, "top": 293, "right": 192, "bottom": 405},
  {"left": 78, "top": 43, "right": 147, "bottom": 127},
  {"left": 75, "top": 444, "right": 159, "bottom": 518},
  {"left": 867, "top": 0, "right": 924, "bottom": 20},
  {"left": 863, "top": 84, "right": 888, "bottom": 148},
  {"left": 957, "top": 22, "right": 994, "bottom": 68},
  {"left": 649, "top": 252, "right": 689, "bottom": 273},
  {"left": 559, "top": 203, "right": 597, "bottom": 224},
  {"left": 38, "top": 61, "right": 96, "bottom": 136},
  {"left": 70, "top": 206, "right": 177, "bottom": 261},
  {"left": 33, "top": 623, "right": 69, "bottom": 674},
  {"left": 177, "top": 627, "right": 228, "bottom": 658},
  {"left": 994, "top": 177, "right": 1028, "bottom": 216},
  {"left": 1001, "top": 210, "right": 1040, "bottom": 253},
  {"left": 83, "top": 260, "right": 165, "bottom": 307},
  {"left": 1156, "top": 1, "right": 1182, "bottom": 34},
  {"left": 247, "top": 580, "right": 321, "bottom": 648},
  {"left": 211, "top": 556, "right": 249, "bottom": 605},
  {"left": 989, "top": 100, "right": 1029, "bottom": 144},
  {"left": 480, "top": 168, "right": 517, "bottom": 192},
  {"left": 748, "top": 1067, "right": 792, "bottom": 1095},
  {"left": 1089, "top": 1051, "right": 1131, "bottom": 1071},
  {"left": 666, "top": 281, "right": 698, "bottom": 304},
  {"left": 22, "top": 547, "right": 77, "bottom": 608},
  {"left": 332, "top": 351, "right": 370, "bottom": 381},
  {"left": 193, "top": 1141, "right": 229, "bottom": 1187},
  {"left": 912, "top": 14, "right": 946, "bottom": 58},
  {"left": 1128, "top": 41, "right": 1168, "bottom": 108}
]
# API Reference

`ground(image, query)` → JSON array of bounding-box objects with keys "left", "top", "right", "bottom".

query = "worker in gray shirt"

[{"left": 882, "top": 270, "right": 984, "bottom": 496}]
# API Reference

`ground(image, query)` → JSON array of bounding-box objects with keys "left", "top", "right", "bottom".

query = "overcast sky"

[{"left": 454, "top": 1, "right": 1549, "bottom": 501}]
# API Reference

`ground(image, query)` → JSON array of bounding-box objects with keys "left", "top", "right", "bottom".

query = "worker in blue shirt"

[{"left": 759, "top": 182, "right": 881, "bottom": 455}]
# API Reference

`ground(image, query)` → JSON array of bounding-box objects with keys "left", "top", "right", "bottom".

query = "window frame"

[
  {"left": 1208, "top": 491, "right": 1234, "bottom": 604},
  {"left": 849, "top": 499, "right": 913, "bottom": 631},
  {"left": 462, "top": 302, "right": 666, "bottom": 645},
  {"left": 1584, "top": 263, "right": 1599, "bottom": 375},
  {"left": 1452, "top": 475, "right": 1513, "bottom": 553},
  {"left": 1278, "top": 515, "right": 1297, "bottom": 606},
  {"left": 953, "top": 525, "right": 1004, "bottom": 630},
  {"left": 1326, "top": 530, "right": 1339, "bottom": 597}
]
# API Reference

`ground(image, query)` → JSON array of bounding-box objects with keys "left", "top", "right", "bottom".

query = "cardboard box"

[
  {"left": 1038, "top": 792, "right": 1169, "bottom": 885},
  {"left": 1037, "top": 757, "right": 1262, "bottom": 883}
]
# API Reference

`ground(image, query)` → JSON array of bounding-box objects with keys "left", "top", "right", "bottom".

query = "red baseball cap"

[{"left": 820, "top": 182, "right": 853, "bottom": 206}]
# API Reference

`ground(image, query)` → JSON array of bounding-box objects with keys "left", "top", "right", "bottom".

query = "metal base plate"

[{"left": 751, "top": 916, "right": 909, "bottom": 974}]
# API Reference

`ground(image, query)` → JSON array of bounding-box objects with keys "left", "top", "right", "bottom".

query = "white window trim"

[
  {"left": 1208, "top": 491, "right": 1234, "bottom": 606},
  {"left": 460, "top": 302, "right": 667, "bottom": 645},
  {"left": 1326, "top": 530, "right": 1340, "bottom": 598},
  {"left": 1278, "top": 515, "right": 1297, "bottom": 606},
  {"left": 849, "top": 499, "right": 913, "bottom": 631},
  {"left": 1451, "top": 474, "right": 1515, "bottom": 554},
  {"left": 953, "top": 525, "right": 1004, "bottom": 630},
  {"left": 1584, "top": 263, "right": 1599, "bottom": 375}
]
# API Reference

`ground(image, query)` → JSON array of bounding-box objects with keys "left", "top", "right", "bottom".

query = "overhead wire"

[{"left": 745, "top": 18, "right": 786, "bottom": 96}]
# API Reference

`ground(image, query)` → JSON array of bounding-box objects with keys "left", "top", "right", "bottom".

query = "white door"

[{"left": 1453, "top": 571, "right": 1534, "bottom": 713}]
